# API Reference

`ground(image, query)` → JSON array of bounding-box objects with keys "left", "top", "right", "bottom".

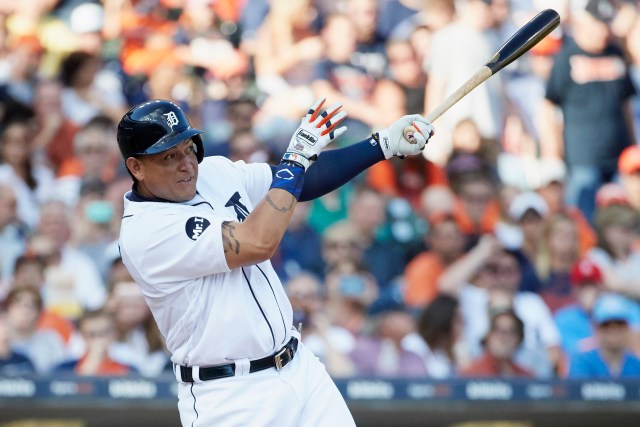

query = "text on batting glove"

[
  {"left": 283, "top": 98, "right": 348, "bottom": 169},
  {"left": 375, "top": 114, "right": 434, "bottom": 159}
]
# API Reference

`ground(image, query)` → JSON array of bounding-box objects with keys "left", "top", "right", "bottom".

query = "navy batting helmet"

[{"left": 117, "top": 100, "right": 205, "bottom": 163}]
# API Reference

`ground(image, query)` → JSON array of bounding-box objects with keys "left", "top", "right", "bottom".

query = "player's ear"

[{"left": 126, "top": 157, "right": 145, "bottom": 181}]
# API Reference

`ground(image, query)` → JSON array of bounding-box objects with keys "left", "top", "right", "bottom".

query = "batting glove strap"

[
  {"left": 282, "top": 152, "right": 311, "bottom": 170},
  {"left": 375, "top": 129, "right": 396, "bottom": 159},
  {"left": 270, "top": 161, "right": 306, "bottom": 200}
]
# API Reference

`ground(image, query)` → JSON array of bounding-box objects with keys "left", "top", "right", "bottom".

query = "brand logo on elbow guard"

[
  {"left": 185, "top": 216, "right": 211, "bottom": 241},
  {"left": 296, "top": 129, "right": 318, "bottom": 145}
]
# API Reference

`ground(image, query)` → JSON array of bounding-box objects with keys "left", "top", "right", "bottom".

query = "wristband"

[
  {"left": 282, "top": 152, "right": 311, "bottom": 170},
  {"left": 270, "top": 161, "right": 306, "bottom": 200}
]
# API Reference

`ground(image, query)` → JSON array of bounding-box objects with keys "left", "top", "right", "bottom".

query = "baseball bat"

[{"left": 404, "top": 8, "right": 560, "bottom": 141}]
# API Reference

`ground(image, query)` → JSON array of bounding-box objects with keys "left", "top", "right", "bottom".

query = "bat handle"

[{"left": 402, "top": 66, "right": 493, "bottom": 143}]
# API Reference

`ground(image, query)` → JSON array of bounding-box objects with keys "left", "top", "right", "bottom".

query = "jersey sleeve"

[
  {"left": 232, "top": 160, "right": 272, "bottom": 207},
  {"left": 120, "top": 206, "right": 231, "bottom": 288}
]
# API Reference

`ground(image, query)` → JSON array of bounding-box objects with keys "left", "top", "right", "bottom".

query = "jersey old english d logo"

[
  {"left": 225, "top": 192, "right": 250, "bottom": 222},
  {"left": 185, "top": 217, "right": 211, "bottom": 241}
]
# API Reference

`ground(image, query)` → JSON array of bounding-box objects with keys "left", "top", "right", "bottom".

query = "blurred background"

[{"left": 0, "top": 0, "right": 639, "bottom": 425}]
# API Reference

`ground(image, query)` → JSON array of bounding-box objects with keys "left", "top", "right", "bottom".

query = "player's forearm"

[
  {"left": 223, "top": 188, "right": 298, "bottom": 269},
  {"left": 298, "top": 138, "right": 385, "bottom": 201}
]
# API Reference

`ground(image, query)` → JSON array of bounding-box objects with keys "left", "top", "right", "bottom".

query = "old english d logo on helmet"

[{"left": 117, "top": 99, "right": 206, "bottom": 163}]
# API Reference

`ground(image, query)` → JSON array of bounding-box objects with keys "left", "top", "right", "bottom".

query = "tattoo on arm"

[
  {"left": 221, "top": 221, "right": 240, "bottom": 254},
  {"left": 265, "top": 194, "right": 295, "bottom": 213}
]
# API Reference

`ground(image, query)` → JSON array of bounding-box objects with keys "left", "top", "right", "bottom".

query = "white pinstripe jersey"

[{"left": 119, "top": 156, "right": 293, "bottom": 367}]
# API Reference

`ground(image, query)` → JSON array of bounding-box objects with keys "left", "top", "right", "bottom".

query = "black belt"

[{"left": 177, "top": 337, "right": 298, "bottom": 383}]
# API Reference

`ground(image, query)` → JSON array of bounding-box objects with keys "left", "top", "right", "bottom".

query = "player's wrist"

[
  {"left": 270, "top": 160, "right": 306, "bottom": 199},
  {"left": 375, "top": 129, "right": 397, "bottom": 159},
  {"left": 282, "top": 151, "right": 311, "bottom": 170}
]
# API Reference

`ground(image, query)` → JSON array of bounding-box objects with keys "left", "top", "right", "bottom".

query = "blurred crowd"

[{"left": 1, "top": 0, "right": 640, "bottom": 382}]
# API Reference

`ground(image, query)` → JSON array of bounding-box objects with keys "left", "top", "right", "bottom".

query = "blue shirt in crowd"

[{"left": 569, "top": 349, "right": 640, "bottom": 378}]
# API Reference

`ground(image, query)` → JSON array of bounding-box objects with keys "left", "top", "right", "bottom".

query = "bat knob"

[{"left": 402, "top": 122, "right": 422, "bottom": 144}]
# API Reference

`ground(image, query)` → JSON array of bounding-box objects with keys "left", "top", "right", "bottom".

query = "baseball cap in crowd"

[
  {"left": 618, "top": 145, "right": 640, "bottom": 175},
  {"left": 595, "top": 183, "right": 629, "bottom": 208},
  {"left": 584, "top": 0, "right": 619, "bottom": 23},
  {"left": 69, "top": 2, "right": 104, "bottom": 34},
  {"left": 508, "top": 191, "right": 549, "bottom": 221},
  {"left": 534, "top": 158, "right": 567, "bottom": 189},
  {"left": 570, "top": 258, "right": 603, "bottom": 286},
  {"left": 593, "top": 293, "right": 635, "bottom": 325}
]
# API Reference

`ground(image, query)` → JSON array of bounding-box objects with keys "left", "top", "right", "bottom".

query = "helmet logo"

[{"left": 163, "top": 111, "right": 180, "bottom": 129}]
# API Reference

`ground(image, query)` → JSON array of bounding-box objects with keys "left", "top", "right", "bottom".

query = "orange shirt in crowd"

[
  {"left": 43, "top": 120, "right": 79, "bottom": 175},
  {"left": 565, "top": 206, "right": 596, "bottom": 256},
  {"left": 37, "top": 310, "right": 76, "bottom": 344},
  {"left": 75, "top": 356, "right": 131, "bottom": 376},
  {"left": 452, "top": 198, "right": 501, "bottom": 236},
  {"left": 403, "top": 252, "right": 445, "bottom": 308},
  {"left": 458, "top": 352, "right": 534, "bottom": 378},
  {"left": 367, "top": 159, "right": 448, "bottom": 209}
]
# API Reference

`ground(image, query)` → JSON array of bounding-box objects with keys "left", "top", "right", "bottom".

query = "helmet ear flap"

[{"left": 192, "top": 134, "right": 204, "bottom": 163}]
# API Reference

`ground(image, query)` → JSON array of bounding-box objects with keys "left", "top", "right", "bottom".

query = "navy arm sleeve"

[{"left": 270, "top": 138, "right": 385, "bottom": 202}]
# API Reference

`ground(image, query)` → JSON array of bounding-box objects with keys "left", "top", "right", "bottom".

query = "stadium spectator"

[
  {"left": 59, "top": 50, "right": 127, "bottom": 127},
  {"left": 588, "top": 204, "right": 640, "bottom": 300},
  {"left": 417, "top": 185, "right": 456, "bottom": 224},
  {"left": 447, "top": 155, "right": 501, "bottom": 241},
  {"left": 366, "top": 154, "right": 448, "bottom": 211},
  {"left": 54, "top": 309, "right": 134, "bottom": 376},
  {"left": 30, "top": 200, "right": 106, "bottom": 320},
  {"left": 617, "top": 145, "right": 640, "bottom": 212},
  {"left": 403, "top": 214, "right": 467, "bottom": 308},
  {"left": 0, "top": 35, "right": 43, "bottom": 107},
  {"left": 0, "top": 184, "right": 26, "bottom": 290},
  {"left": 534, "top": 158, "right": 596, "bottom": 256},
  {"left": 320, "top": 221, "right": 365, "bottom": 278},
  {"left": 30, "top": 78, "right": 79, "bottom": 175},
  {"left": 459, "top": 309, "right": 533, "bottom": 378},
  {"left": 253, "top": 0, "right": 323, "bottom": 96},
  {"left": 349, "top": 300, "right": 427, "bottom": 378},
  {"left": 276, "top": 202, "right": 324, "bottom": 280},
  {"left": 543, "top": 0, "right": 637, "bottom": 223},
  {"left": 0, "top": 307, "right": 35, "bottom": 375},
  {"left": 11, "top": 254, "right": 76, "bottom": 346},
  {"left": 405, "top": 293, "right": 464, "bottom": 378},
  {"left": 4, "top": 287, "right": 66, "bottom": 373},
  {"left": 627, "top": 14, "right": 640, "bottom": 134},
  {"left": 441, "top": 246, "right": 562, "bottom": 377},
  {"left": 552, "top": 258, "right": 638, "bottom": 362},
  {"left": 311, "top": 13, "right": 401, "bottom": 138},
  {"left": 54, "top": 116, "right": 120, "bottom": 208},
  {"left": 345, "top": 186, "right": 409, "bottom": 289},
  {"left": 0, "top": 116, "right": 55, "bottom": 229},
  {"left": 568, "top": 293, "right": 640, "bottom": 378},
  {"left": 535, "top": 212, "right": 581, "bottom": 312},
  {"left": 425, "top": 0, "right": 505, "bottom": 164},
  {"left": 285, "top": 273, "right": 355, "bottom": 378},
  {"left": 105, "top": 280, "right": 169, "bottom": 377},
  {"left": 508, "top": 191, "right": 549, "bottom": 263}
]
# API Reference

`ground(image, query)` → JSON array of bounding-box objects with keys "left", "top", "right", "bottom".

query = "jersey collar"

[{"left": 127, "top": 185, "right": 205, "bottom": 206}]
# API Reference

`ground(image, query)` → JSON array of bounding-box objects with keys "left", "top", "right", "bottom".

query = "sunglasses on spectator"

[
  {"left": 599, "top": 320, "right": 628, "bottom": 329},
  {"left": 324, "top": 241, "right": 359, "bottom": 250}
]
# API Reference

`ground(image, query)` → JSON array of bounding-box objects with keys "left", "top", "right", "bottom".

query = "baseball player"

[{"left": 117, "top": 98, "right": 433, "bottom": 426}]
